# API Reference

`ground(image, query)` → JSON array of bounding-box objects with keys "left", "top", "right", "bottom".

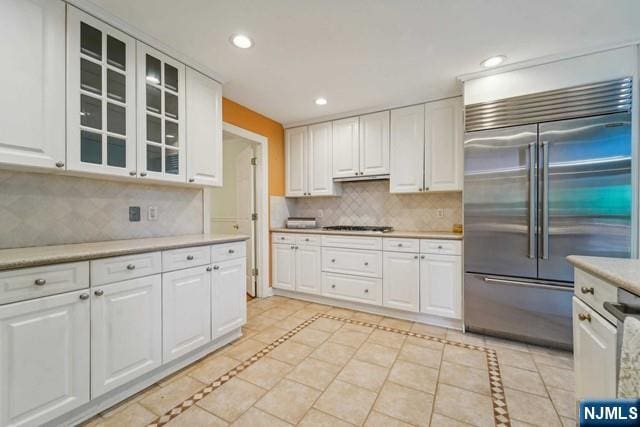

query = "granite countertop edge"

[
  {"left": 0, "top": 234, "right": 250, "bottom": 272},
  {"left": 270, "top": 228, "right": 463, "bottom": 240},
  {"left": 567, "top": 255, "right": 640, "bottom": 296}
]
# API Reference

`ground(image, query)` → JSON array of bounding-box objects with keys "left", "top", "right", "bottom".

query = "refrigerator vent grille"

[{"left": 465, "top": 77, "right": 632, "bottom": 132}]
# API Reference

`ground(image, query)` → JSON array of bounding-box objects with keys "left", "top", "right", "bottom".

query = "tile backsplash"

[
  {"left": 0, "top": 171, "right": 203, "bottom": 249},
  {"left": 286, "top": 181, "right": 461, "bottom": 231}
]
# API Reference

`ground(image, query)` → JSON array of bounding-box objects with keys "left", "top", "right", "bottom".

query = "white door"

[
  {"left": 137, "top": 42, "right": 187, "bottom": 183},
  {"left": 383, "top": 252, "right": 420, "bottom": 312},
  {"left": 285, "top": 127, "right": 307, "bottom": 196},
  {"left": 308, "top": 122, "right": 336, "bottom": 196},
  {"left": 272, "top": 244, "right": 296, "bottom": 291},
  {"left": 359, "top": 111, "right": 390, "bottom": 176},
  {"left": 186, "top": 67, "right": 222, "bottom": 186},
  {"left": 66, "top": 6, "right": 137, "bottom": 177},
  {"left": 295, "top": 245, "right": 321, "bottom": 295},
  {"left": 424, "top": 97, "right": 463, "bottom": 191},
  {"left": 573, "top": 297, "right": 617, "bottom": 399},
  {"left": 163, "top": 266, "right": 212, "bottom": 363},
  {"left": 212, "top": 258, "right": 247, "bottom": 338},
  {"left": 420, "top": 254, "right": 461, "bottom": 319},
  {"left": 0, "top": 290, "right": 90, "bottom": 427},
  {"left": 332, "top": 117, "right": 360, "bottom": 178},
  {"left": 91, "top": 275, "right": 162, "bottom": 398},
  {"left": 0, "top": 0, "right": 65, "bottom": 169},
  {"left": 390, "top": 105, "right": 425, "bottom": 193}
]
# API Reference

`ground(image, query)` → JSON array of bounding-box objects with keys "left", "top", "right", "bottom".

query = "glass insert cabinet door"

[
  {"left": 66, "top": 6, "right": 136, "bottom": 176},
  {"left": 137, "top": 42, "right": 186, "bottom": 182}
]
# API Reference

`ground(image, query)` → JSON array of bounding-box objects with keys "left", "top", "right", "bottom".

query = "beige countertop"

[
  {"left": 567, "top": 255, "right": 640, "bottom": 296},
  {"left": 270, "top": 228, "right": 463, "bottom": 240},
  {"left": 0, "top": 234, "right": 250, "bottom": 272}
]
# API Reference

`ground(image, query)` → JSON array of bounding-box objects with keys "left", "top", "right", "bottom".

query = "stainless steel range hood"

[{"left": 333, "top": 174, "right": 389, "bottom": 182}]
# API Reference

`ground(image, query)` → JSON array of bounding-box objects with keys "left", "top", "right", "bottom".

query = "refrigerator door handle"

[
  {"left": 483, "top": 276, "right": 572, "bottom": 292},
  {"left": 541, "top": 141, "right": 549, "bottom": 260},
  {"left": 528, "top": 142, "right": 536, "bottom": 259}
]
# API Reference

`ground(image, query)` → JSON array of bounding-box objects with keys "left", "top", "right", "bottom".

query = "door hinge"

[
  {"left": 250, "top": 157, "right": 257, "bottom": 166},
  {"left": 251, "top": 268, "right": 259, "bottom": 276},
  {"left": 251, "top": 213, "right": 258, "bottom": 221}
]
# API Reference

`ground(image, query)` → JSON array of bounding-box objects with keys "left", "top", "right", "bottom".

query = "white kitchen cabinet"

[
  {"left": 0, "top": 290, "right": 90, "bottom": 427},
  {"left": 295, "top": 244, "right": 322, "bottom": 295},
  {"left": 0, "top": 0, "right": 66, "bottom": 170},
  {"left": 186, "top": 67, "right": 222, "bottom": 186},
  {"left": 163, "top": 265, "right": 212, "bottom": 363},
  {"left": 383, "top": 252, "right": 420, "bottom": 312},
  {"left": 420, "top": 253, "right": 461, "bottom": 319},
  {"left": 359, "top": 111, "right": 390, "bottom": 176},
  {"left": 137, "top": 42, "right": 186, "bottom": 183},
  {"left": 67, "top": 6, "right": 137, "bottom": 177},
  {"left": 322, "top": 272, "right": 382, "bottom": 305},
  {"left": 390, "top": 104, "right": 425, "bottom": 193},
  {"left": 285, "top": 127, "right": 307, "bottom": 197},
  {"left": 91, "top": 275, "right": 162, "bottom": 397},
  {"left": 212, "top": 257, "right": 247, "bottom": 338},
  {"left": 332, "top": 117, "right": 360, "bottom": 178},
  {"left": 272, "top": 243, "right": 296, "bottom": 291},
  {"left": 424, "top": 98, "right": 463, "bottom": 191},
  {"left": 573, "top": 297, "right": 617, "bottom": 399}
]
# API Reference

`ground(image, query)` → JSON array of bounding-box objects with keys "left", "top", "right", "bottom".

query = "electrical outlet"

[
  {"left": 436, "top": 208, "right": 445, "bottom": 218},
  {"left": 148, "top": 206, "right": 159, "bottom": 221},
  {"left": 129, "top": 206, "right": 141, "bottom": 222},
  {"left": 316, "top": 209, "right": 324, "bottom": 219}
]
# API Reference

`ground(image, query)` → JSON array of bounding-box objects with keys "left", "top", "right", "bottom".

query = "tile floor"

[{"left": 80, "top": 296, "right": 576, "bottom": 427}]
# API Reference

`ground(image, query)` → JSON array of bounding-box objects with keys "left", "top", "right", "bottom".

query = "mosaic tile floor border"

[{"left": 147, "top": 313, "right": 511, "bottom": 427}]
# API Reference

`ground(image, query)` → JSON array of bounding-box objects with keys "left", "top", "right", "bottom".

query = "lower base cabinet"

[
  {"left": 0, "top": 290, "right": 90, "bottom": 427},
  {"left": 383, "top": 252, "right": 420, "bottom": 312},
  {"left": 91, "top": 275, "right": 162, "bottom": 398},
  {"left": 322, "top": 272, "right": 383, "bottom": 305},
  {"left": 212, "top": 257, "right": 247, "bottom": 338},
  {"left": 419, "top": 254, "right": 461, "bottom": 319},
  {"left": 295, "top": 244, "right": 322, "bottom": 295},
  {"left": 272, "top": 243, "right": 296, "bottom": 291}
]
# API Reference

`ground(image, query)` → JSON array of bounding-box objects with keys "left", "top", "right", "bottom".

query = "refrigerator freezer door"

[
  {"left": 464, "top": 125, "right": 538, "bottom": 278},
  {"left": 538, "top": 113, "right": 632, "bottom": 282}
]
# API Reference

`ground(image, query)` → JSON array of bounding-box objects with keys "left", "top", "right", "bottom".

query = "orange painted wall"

[{"left": 222, "top": 97, "right": 285, "bottom": 196}]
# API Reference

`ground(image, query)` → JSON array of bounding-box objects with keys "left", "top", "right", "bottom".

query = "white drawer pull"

[
  {"left": 126, "top": 264, "right": 136, "bottom": 270},
  {"left": 34, "top": 278, "right": 46, "bottom": 286}
]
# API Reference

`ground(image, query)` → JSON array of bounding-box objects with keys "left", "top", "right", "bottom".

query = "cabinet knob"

[
  {"left": 578, "top": 312, "right": 591, "bottom": 322},
  {"left": 94, "top": 289, "right": 104, "bottom": 296},
  {"left": 189, "top": 178, "right": 195, "bottom": 183},
  {"left": 398, "top": 243, "right": 403, "bottom": 247},
  {"left": 437, "top": 245, "right": 443, "bottom": 249},
  {"left": 228, "top": 249, "right": 235, "bottom": 254},
  {"left": 186, "top": 255, "right": 194, "bottom": 260},
  {"left": 140, "top": 172, "right": 147, "bottom": 177},
  {"left": 331, "top": 259, "right": 336, "bottom": 263},
  {"left": 79, "top": 293, "right": 90, "bottom": 300},
  {"left": 129, "top": 171, "right": 137, "bottom": 176},
  {"left": 280, "top": 237, "right": 285, "bottom": 240},
  {"left": 421, "top": 255, "right": 425, "bottom": 259},
  {"left": 364, "top": 289, "right": 369, "bottom": 293},
  {"left": 364, "top": 262, "right": 369, "bottom": 266},
  {"left": 55, "top": 161, "right": 65, "bottom": 168},
  {"left": 34, "top": 278, "right": 46, "bottom": 286},
  {"left": 425, "top": 187, "right": 429, "bottom": 191},
  {"left": 126, "top": 264, "right": 136, "bottom": 270},
  {"left": 418, "top": 188, "right": 423, "bottom": 192},
  {"left": 213, "top": 265, "right": 220, "bottom": 270},
  {"left": 414, "top": 255, "right": 419, "bottom": 259},
  {"left": 581, "top": 286, "right": 595, "bottom": 295},
  {"left": 291, "top": 245, "right": 295, "bottom": 249},
  {"left": 305, "top": 238, "right": 310, "bottom": 242},
  {"left": 331, "top": 284, "right": 336, "bottom": 289},
  {"left": 206, "top": 266, "right": 213, "bottom": 272}
]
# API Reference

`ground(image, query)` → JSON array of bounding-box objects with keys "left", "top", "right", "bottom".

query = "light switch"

[
  {"left": 436, "top": 208, "right": 445, "bottom": 218},
  {"left": 129, "top": 206, "right": 141, "bottom": 222}
]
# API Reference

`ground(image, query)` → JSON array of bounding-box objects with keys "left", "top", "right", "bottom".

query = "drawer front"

[
  {"left": 0, "top": 262, "right": 89, "bottom": 305},
  {"left": 322, "top": 235, "right": 383, "bottom": 251},
  {"left": 162, "top": 245, "right": 211, "bottom": 272},
  {"left": 322, "top": 247, "right": 382, "bottom": 278},
  {"left": 91, "top": 252, "right": 161, "bottom": 286},
  {"left": 211, "top": 241, "right": 246, "bottom": 262},
  {"left": 322, "top": 272, "right": 382, "bottom": 305},
  {"left": 383, "top": 238, "right": 419, "bottom": 253},
  {"left": 574, "top": 268, "right": 618, "bottom": 323},
  {"left": 420, "top": 239, "right": 461, "bottom": 255},
  {"left": 295, "top": 234, "right": 321, "bottom": 246},
  {"left": 272, "top": 233, "right": 296, "bottom": 245}
]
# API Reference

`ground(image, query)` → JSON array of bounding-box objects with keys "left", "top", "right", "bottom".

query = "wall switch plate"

[
  {"left": 148, "top": 206, "right": 158, "bottom": 221},
  {"left": 129, "top": 206, "right": 141, "bottom": 222},
  {"left": 436, "top": 208, "right": 445, "bottom": 218}
]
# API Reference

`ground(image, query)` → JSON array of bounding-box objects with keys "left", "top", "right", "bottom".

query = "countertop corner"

[{"left": 568, "top": 255, "right": 640, "bottom": 296}]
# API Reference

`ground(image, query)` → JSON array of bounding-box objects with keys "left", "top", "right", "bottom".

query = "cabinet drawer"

[
  {"left": 91, "top": 252, "right": 161, "bottom": 286},
  {"left": 574, "top": 268, "right": 618, "bottom": 323},
  {"left": 383, "top": 238, "right": 419, "bottom": 253},
  {"left": 162, "top": 245, "right": 211, "bottom": 272},
  {"left": 322, "top": 235, "right": 383, "bottom": 250},
  {"left": 322, "top": 272, "right": 382, "bottom": 305},
  {"left": 322, "top": 247, "right": 382, "bottom": 278},
  {"left": 272, "top": 233, "right": 296, "bottom": 245},
  {"left": 420, "top": 239, "right": 461, "bottom": 255},
  {"left": 295, "top": 234, "right": 321, "bottom": 246},
  {"left": 0, "top": 262, "right": 89, "bottom": 305},
  {"left": 211, "top": 241, "right": 246, "bottom": 262}
]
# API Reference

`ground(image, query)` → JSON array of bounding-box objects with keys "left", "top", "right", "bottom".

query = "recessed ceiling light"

[
  {"left": 230, "top": 33, "right": 253, "bottom": 49},
  {"left": 315, "top": 97, "right": 328, "bottom": 106},
  {"left": 481, "top": 55, "right": 506, "bottom": 68}
]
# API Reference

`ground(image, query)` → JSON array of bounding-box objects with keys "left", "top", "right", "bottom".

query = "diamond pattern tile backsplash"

[
  {"left": 0, "top": 171, "right": 203, "bottom": 249},
  {"left": 289, "top": 181, "right": 462, "bottom": 231}
]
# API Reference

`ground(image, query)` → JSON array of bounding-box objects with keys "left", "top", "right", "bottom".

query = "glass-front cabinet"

[
  {"left": 66, "top": 7, "right": 137, "bottom": 176},
  {"left": 137, "top": 43, "right": 186, "bottom": 182}
]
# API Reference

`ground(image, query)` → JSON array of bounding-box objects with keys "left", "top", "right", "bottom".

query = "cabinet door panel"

[
  {"left": 383, "top": 252, "right": 420, "bottom": 312},
  {"left": 0, "top": 291, "right": 90, "bottom": 427},
  {"left": 212, "top": 258, "right": 246, "bottom": 338},
  {"left": 332, "top": 117, "right": 360, "bottom": 178},
  {"left": 272, "top": 244, "right": 296, "bottom": 291},
  {"left": 295, "top": 245, "right": 321, "bottom": 295},
  {"left": 420, "top": 254, "right": 461, "bottom": 319},
  {"left": 285, "top": 127, "right": 307, "bottom": 196},
  {"left": 0, "top": 0, "right": 65, "bottom": 169},
  {"left": 163, "top": 266, "right": 212, "bottom": 362},
  {"left": 425, "top": 98, "right": 463, "bottom": 191},
  {"left": 390, "top": 105, "right": 425, "bottom": 193},
  {"left": 91, "top": 275, "right": 162, "bottom": 397},
  {"left": 359, "top": 111, "right": 390, "bottom": 176},
  {"left": 308, "top": 122, "right": 336, "bottom": 196}
]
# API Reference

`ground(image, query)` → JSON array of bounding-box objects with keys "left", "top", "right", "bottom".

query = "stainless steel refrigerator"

[{"left": 463, "top": 78, "right": 633, "bottom": 349}]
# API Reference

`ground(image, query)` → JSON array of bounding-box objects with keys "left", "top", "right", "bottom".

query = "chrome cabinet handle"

[
  {"left": 213, "top": 265, "right": 220, "bottom": 270},
  {"left": 186, "top": 255, "right": 194, "bottom": 260},
  {"left": 398, "top": 243, "right": 403, "bottom": 247},
  {"left": 94, "top": 289, "right": 104, "bottom": 296},
  {"left": 129, "top": 171, "right": 136, "bottom": 176},
  {"left": 126, "top": 264, "right": 136, "bottom": 270},
  {"left": 581, "top": 286, "right": 594, "bottom": 295},
  {"left": 79, "top": 293, "right": 89, "bottom": 300},
  {"left": 578, "top": 312, "right": 591, "bottom": 322},
  {"left": 331, "top": 259, "right": 336, "bottom": 263},
  {"left": 206, "top": 266, "right": 213, "bottom": 272},
  {"left": 55, "top": 161, "right": 65, "bottom": 168},
  {"left": 228, "top": 249, "right": 235, "bottom": 254},
  {"left": 34, "top": 278, "right": 46, "bottom": 286},
  {"left": 331, "top": 284, "right": 336, "bottom": 289}
]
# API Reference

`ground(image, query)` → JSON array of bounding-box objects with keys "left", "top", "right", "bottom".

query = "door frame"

[{"left": 203, "top": 122, "right": 270, "bottom": 298}]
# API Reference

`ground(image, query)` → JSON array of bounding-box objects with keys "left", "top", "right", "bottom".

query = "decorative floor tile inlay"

[{"left": 147, "top": 313, "right": 511, "bottom": 427}]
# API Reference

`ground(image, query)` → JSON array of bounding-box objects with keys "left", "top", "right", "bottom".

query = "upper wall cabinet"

[
  {"left": 390, "top": 97, "right": 463, "bottom": 193},
  {"left": 67, "top": 7, "right": 137, "bottom": 177},
  {"left": 0, "top": 0, "right": 66, "bottom": 169},
  {"left": 332, "top": 117, "right": 360, "bottom": 178},
  {"left": 137, "top": 43, "right": 187, "bottom": 183},
  {"left": 186, "top": 68, "right": 223, "bottom": 186}
]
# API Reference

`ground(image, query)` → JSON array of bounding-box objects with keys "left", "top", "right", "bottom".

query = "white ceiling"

[{"left": 91, "top": 0, "right": 640, "bottom": 126}]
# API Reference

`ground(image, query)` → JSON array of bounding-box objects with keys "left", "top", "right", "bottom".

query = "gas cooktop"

[{"left": 322, "top": 225, "right": 393, "bottom": 233}]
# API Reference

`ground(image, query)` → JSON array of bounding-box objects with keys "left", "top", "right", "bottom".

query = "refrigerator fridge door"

[
  {"left": 464, "top": 273, "right": 574, "bottom": 348},
  {"left": 538, "top": 113, "right": 632, "bottom": 282},
  {"left": 464, "top": 125, "right": 538, "bottom": 278}
]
